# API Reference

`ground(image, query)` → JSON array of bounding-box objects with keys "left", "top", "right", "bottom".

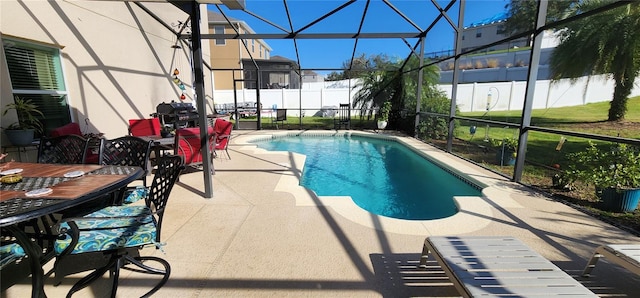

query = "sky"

[{"left": 212, "top": 0, "right": 510, "bottom": 74}]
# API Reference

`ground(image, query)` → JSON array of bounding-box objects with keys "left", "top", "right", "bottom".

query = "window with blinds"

[{"left": 3, "top": 39, "right": 71, "bottom": 134}]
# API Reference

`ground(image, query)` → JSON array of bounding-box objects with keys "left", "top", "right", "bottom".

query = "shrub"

[
  {"left": 461, "top": 62, "right": 473, "bottom": 70},
  {"left": 562, "top": 142, "right": 640, "bottom": 190},
  {"left": 379, "top": 101, "right": 391, "bottom": 121},
  {"left": 416, "top": 95, "right": 458, "bottom": 140},
  {"left": 486, "top": 59, "right": 499, "bottom": 68},
  {"left": 490, "top": 137, "right": 518, "bottom": 151}
]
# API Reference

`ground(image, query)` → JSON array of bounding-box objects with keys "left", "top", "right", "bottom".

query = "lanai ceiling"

[{"left": 181, "top": 0, "right": 469, "bottom": 72}]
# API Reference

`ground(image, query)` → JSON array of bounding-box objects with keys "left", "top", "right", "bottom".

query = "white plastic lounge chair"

[
  {"left": 420, "top": 236, "right": 597, "bottom": 297},
  {"left": 582, "top": 244, "right": 640, "bottom": 277}
]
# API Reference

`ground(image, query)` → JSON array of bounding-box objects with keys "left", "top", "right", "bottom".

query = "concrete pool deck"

[{"left": 4, "top": 130, "right": 639, "bottom": 297}]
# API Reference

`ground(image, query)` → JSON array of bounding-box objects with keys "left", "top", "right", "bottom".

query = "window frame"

[
  {"left": 3, "top": 37, "right": 71, "bottom": 135},
  {"left": 214, "top": 26, "right": 226, "bottom": 45}
]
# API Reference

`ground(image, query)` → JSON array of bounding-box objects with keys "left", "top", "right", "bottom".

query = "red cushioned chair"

[
  {"left": 128, "top": 118, "right": 162, "bottom": 137},
  {"left": 213, "top": 118, "right": 232, "bottom": 159},
  {"left": 174, "top": 126, "right": 215, "bottom": 169},
  {"left": 49, "top": 123, "right": 101, "bottom": 164},
  {"left": 51, "top": 122, "right": 82, "bottom": 137}
]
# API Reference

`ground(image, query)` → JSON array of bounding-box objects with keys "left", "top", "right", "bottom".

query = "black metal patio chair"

[
  {"left": 334, "top": 103, "right": 351, "bottom": 130},
  {"left": 37, "top": 135, "right": 89, "bottom": 164},
  {"left": 272, "top": 109, "right": 287, "bottom": 129},
  {"left": 100, "top": 135, "right": 153, "bottom": 187},
  {"left": 52, "top": 155, "right": 184, "bottom": 297}
]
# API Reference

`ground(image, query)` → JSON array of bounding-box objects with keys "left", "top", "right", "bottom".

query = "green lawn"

[
  {"left": 237, "top": 115, "right": 377, "bottom": 130},
  {"left": 454, "top": 96, "right": 640, "bottom": 233},
  {"left": 456, "top": 96, "right": 640, "bottom": 165},
  {"left": 460, "top": 96, "right": 640, "bottom": 137}
]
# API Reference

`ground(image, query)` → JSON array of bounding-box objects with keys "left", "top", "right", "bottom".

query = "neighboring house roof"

[
  {"left": 242, "top": 56, "right": 298, "bottom": 67},
  {"left": 465, "top": 12, "right": 508, "bottom": 29},
  {"left": 207, "top": 11, "right": 240, "bottom": 23},
  {"left": 207, "top": 11, "right": 272, "bottom": 51},
  {"left": 270, "top": 55, "right": 295, "bottom": 62}
]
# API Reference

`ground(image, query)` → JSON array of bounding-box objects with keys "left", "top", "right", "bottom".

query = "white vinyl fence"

[{"left": 211, "top": 75, "right": 640, "bottom": 115}]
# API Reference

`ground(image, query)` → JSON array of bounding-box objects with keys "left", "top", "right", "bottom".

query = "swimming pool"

[{"left": 252, "top": 134, "right": 482, "bottom": 220}]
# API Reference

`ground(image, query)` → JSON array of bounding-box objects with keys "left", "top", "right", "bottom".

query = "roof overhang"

[
  {"left": 196, "top": 0, "right": 245, "bottom": 10},
  {"left": 92, "top": 0, "right": 244, "bottom": 10}
]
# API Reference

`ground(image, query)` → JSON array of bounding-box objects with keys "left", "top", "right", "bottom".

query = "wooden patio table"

[{"left": 0, "top": 161, "right": 144, "bottom": 298}]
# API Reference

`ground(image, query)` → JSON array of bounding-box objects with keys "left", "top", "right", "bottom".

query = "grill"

[{"left": 155, "top": 102, "right": 198, "bottom": 129}]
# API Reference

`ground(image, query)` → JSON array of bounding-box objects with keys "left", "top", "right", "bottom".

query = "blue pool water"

[{"left": 253, "top": 135, "right": 481, "bottom": 220}]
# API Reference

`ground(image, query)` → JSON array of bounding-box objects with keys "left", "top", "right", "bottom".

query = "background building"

[
  {"left": 242, "top": 55, "right": 301, "bottom": 89},
  {"left": 460, "top": 12, "right": 528, "bottom": 53},
  {"left": 302, "top": 70, "right": 325, "bottom": 83},
  {"left": 207, "top": 11, "right": 272, "bottom": 90},
  {"left": 434, "top": 13, "right": 559, "bottom": 84}
]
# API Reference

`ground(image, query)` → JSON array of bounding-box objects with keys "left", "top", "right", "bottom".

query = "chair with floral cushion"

[
  {"left": 0, "top": 242, "right": 28, "bottom": 292},
  {"left": 52, "top": 155, "right": 184, "bottom": 297},
  {"left": 37, "top": 134, "right": 91, "bottom": 164}
]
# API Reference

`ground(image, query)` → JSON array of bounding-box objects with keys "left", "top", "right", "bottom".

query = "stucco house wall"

[
  {"left": 208, "top": 11, "right": 271, "bottom": 91},
  {"left": 1, "top": 1, "right": 212, "bottom": 142}
]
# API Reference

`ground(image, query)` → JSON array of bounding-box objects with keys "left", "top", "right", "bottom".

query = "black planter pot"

[
  {"left": 597, "top": 187, "right": 640, "bottom": 213},
  {"left": 4, "top": 129, "right": 35, "bottom": 146}
]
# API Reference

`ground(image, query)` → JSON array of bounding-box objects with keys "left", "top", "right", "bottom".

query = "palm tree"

[
  {"left": 351, "top": 55, "right": 402, "bottom": 120},
  {"left": 550, "top": 1, "right": 640, "bottom": 121},
  {"left": 504, "top": 0, "right": 579, "bottom": 45},
  {"left": 351, "top": 54, "right": 444, "bottom": 132}
]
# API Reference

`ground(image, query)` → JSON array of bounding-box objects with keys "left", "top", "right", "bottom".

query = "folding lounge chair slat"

[
  {"left": 447, "top": 262, "right": 559, "bottom": 272},
  {"left": 421, "top": 236, "right": 598, "bottom": 298},
  {"left": 445, "top": 250, "right": 552, "bottom": 259},
  {"left": 466, "top": 285, "right": 597, "bottom": 297},
  {"left": 459, "top": 276, "right": 593, "bottom": 287},
  {"left": 454, "top": 270, "right": 579, "bottom": 279},
  {"left": 582, "top": 244, "right": 640, "bottom": 277},
  {"left": 607, "top": 244, "right": 640, "bottom": 265}
]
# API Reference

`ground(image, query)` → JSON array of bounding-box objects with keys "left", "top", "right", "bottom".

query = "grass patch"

[{"left": 453, "top": 96, "right": 640, "bottom": 234}]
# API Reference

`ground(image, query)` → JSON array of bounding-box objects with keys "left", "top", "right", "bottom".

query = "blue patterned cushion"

[
  {"left": 0, "top": 243, "right": 26, "bottom": 268},
  {"left": 54, "top": 206, "right": 157, "bottom": 255},
  {"left": 124, "top": 186, "right": 149, "bottom": 204}
]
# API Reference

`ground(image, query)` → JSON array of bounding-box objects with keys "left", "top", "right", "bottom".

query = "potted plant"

[
  {"left": 563, "top": 142, "right": 640, "bottom": 212},
  {"left": 2, "top": 96, "right": 44, "bottom": 146},
  {"left": 377, "top": 101, "right": 391, "bottom": 130},
  {"left": 490, "top": 137, "right": 518, "bottom": 166}
]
